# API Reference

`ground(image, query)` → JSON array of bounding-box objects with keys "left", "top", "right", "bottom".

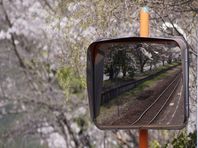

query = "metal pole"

[
  {"left": 139, "top": 6, "right": 149, "bottom": 148},
  {"left": 139, "top": 129, "right": 148, "bottom": 148},
  {"left": 140, "top": 7, "right": 149, "bottom": 37}
]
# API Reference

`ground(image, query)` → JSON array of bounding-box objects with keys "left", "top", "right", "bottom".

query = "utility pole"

[{"left": 139, "top": 6, "right": 149, "bottom": 148}]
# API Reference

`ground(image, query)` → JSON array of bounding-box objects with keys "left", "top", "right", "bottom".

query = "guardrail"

[{"left": 101, "top": 64, "right": 181, "bottom": 105}]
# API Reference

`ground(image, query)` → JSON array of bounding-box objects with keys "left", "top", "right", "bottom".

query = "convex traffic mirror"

[{"left": 87, "top": 37, "right": 189, "bottom": 129}]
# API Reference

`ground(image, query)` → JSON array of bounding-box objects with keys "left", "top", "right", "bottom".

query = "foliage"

[
  {"left": 170, "top": 131, "right": 196, "bottom": 148},
  {"left": 74, "top": 116, "right": 88, "bottom": 134},
  {"left": 150, "top": 131, "right": 196, "bottom": 148},
  {"left": 128, "top": 66, "right": 135, "bottom": 78},
  {"left": 150, "top": 140, "right": 161, "bottom": 148},
  {"left": 104, "top": 45, "right": 136, "bottom": 80},
  {"left": 56, "top": 67, "right": 85, "bottom": 99}
]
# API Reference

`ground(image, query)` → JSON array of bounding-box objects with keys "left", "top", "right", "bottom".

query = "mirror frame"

[{"left": 87, "top": 37, "right": 189, "bottom": 129}]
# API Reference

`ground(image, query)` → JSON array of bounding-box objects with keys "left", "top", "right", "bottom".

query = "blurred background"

[{"left": 0, "top": 0, "right": 197, "bottom": 147}]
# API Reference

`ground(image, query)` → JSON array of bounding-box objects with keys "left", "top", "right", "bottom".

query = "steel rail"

[
  {"left": 147, "top": 77, "right": 181, "bottom": 124},
  {"left": 130, "top": 72, "right": 182, "bottom": 125}
]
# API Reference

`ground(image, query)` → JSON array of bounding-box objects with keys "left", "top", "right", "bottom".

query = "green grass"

[
  {"left": 128, "top": 64, "right": 181, "bottom": 96},
  {"left": 103, "top": 62, "right": 181, "bottom": 88},
  {"left": 131, "top": 72, "right": 168, "bottom": 96}
]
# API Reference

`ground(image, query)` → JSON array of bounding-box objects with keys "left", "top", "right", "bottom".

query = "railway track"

[
  {"left": 129, "top": 71, "right": 182, "bottom": 126},
  {"left": 101, "top": 64, "right": 181, "bottom": 105}
]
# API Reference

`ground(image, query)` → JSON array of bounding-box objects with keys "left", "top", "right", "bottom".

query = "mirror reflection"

[{"left": 97, "top": 42, "right": 184, "bottom": 127}]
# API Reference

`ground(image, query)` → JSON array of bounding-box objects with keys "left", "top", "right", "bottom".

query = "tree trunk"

[{"left": 140, "top": 65, "right": 144, "bottom": 73}]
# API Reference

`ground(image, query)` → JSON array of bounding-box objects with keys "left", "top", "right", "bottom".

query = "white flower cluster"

[{"left": 0, "top": 30, "right": 11, "bottom": 40}]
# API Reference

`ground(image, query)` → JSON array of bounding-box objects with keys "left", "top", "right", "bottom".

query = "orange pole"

[
  {"left": 140, "top": 7, "right": 149, "bottom": 37},
  {"left": 139, "top": 6, "right": 149, "bottom": 148},
  {"left": 139, "top": 129, "right": 148, "bottom": 148}
]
